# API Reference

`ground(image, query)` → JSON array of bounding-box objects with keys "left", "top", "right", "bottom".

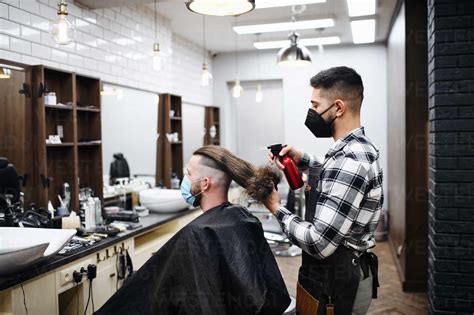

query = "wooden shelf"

[
  {"left": 78, "top": 141, "right": 102, "bottom": 146},
  {"left": 33, "top": 66, "right": 103, "bottom": 211},
  {"left": 46, "top": 142, "right": 74, "bottom": 147},
  {"left": 156, "top": 94, "right": 184, "bottom": 188},
  {"left": 44, "top": 104, "right": 73, "bottom": 110},
  {"left": 43, "top": 68, "right": 73, "bottom": 106},
  {"left": 76, "top": 74, "right": 101, "bottom": 111},
  {"left": 77, "top": 107, "right": 100, "bottom": 113},
  {"left": 204, "top": 106, "right": 220, "bottom": 146}
]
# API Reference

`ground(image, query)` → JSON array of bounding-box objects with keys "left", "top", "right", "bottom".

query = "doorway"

[{"left": 230, "top": 79, "right": 284, "bottom": 166}]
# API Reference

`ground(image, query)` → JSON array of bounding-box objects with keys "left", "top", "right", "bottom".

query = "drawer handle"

[{"left": 110, "top": 273, "right": 116, "bottom": 278}]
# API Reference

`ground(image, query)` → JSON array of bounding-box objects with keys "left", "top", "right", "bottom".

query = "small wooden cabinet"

[
  {"left": 32, "top": 66, "right": 103, "bottom": 211},
  {"left": 204, "top": 106, "right": 220, "bottom": 146},
  {"left": 156, "top": 93, "right": 183, "bottom": 188}
]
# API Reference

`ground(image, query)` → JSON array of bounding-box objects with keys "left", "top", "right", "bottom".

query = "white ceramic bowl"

[
  {"left": 139, "top": 188, "right": 189, "bottom": 213},
  {"left": 0, "top": 227, "right": 76, "bottom": 275}
]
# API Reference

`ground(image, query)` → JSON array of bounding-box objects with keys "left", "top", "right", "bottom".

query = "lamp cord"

[
  {"left": 154, "top": 0, "right": 157, "bottom": 40},
  {"left": 234, "top": 16, "right": 239, "bottom": 79},
  {"left": 202, "top": 15, "right": 206, "bottom": 62},
  {"left": 256, "top": 33, "right": 261, "bottom": 82}
]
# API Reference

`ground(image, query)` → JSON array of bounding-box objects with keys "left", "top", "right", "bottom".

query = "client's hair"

[{"left": 193, "top": 145, "right": 281, "bottom": 204}]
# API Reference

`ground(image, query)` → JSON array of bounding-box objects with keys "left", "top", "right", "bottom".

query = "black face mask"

[{"left": 304, "top": 104, "right": 336, "bottom": 138}]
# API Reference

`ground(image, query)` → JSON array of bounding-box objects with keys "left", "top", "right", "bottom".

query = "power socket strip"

[{"left": 59, "top": 258, "right": 93, "bottom": 287}]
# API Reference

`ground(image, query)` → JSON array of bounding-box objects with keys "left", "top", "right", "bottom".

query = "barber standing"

[{"left": 265, "top": 66, "right": 383, "bottom": 315}]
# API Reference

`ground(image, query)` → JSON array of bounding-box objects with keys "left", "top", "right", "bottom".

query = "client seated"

[{"left": 96, "top": 146, "right": 290, "bottom": 315}]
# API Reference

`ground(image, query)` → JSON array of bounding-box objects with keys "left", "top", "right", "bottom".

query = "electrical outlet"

[{"left": 59, "top": 258, "right": 93, "bottom": 287}]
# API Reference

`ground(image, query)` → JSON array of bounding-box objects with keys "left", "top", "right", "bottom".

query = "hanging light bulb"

[
  {"left": 232, "top": 80, "right": 243, "bottom": 98},
  {"left": 232, "top": 17, "right": 244, "bottom": 98},
  {"left": 51, "top": 0, "right": 75, "bottom": 45},
  {"left": 153, "top": 43, "right": 161, "bottom": 71},
  {"left": 0, "top": 68, "right": 12, "bottom": 79},
  {"left": 186, "top": 0, "right": 255, "bottom": 16},
  {"left": 152, "top": 0, "right": 163, "bottom": 72},
  {"left": 201, "top": 63, "right": 213, "bottom": 86},
  {"left": 255, "top": 84, "right": 263, "bottom": 103},
  {"left": 200, "top": 16, "right": 212, "bottom": 86}
]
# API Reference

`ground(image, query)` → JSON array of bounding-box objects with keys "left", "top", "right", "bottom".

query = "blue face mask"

[{"left": 180, "top": 175, "right": 203, "bottom": 207}]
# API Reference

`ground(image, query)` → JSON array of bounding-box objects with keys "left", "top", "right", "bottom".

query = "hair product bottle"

[{"left": 267, "top": 144, "right": 304, "bottom": 190}]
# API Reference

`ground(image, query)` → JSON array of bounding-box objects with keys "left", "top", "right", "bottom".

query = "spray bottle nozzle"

[{"left": 267, "top": 144, "right": 286, "bottom": 156}]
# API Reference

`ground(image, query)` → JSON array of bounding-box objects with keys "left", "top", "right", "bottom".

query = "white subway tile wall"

[
  {"left": 9, "top": 36, "right": 31, "bottom": 54},
  {"left": 0, "top": 33, "right": 9, "bottom": 49},
  {"left": 0, "top": 0, "right": 213, "bottom": 105}
]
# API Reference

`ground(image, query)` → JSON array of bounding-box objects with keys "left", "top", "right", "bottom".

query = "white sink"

[
  {"left": 139, "top": 188, "right": 190, "bottom": 213},
  {"left": 0, "top": 227, "right": 76, "bottom": 275}
]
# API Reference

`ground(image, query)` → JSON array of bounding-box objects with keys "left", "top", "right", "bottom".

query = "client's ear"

[{"left": 201, "top": 177, "right": 211, "bottom": 192}]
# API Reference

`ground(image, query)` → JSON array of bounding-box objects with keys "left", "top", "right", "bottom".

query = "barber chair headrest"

[{"left": 0, "top": 157, "right": 21, "bottom": 203}]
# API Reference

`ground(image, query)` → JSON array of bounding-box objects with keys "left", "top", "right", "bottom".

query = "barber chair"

[
  {"left": 0, "top": 157, "right": 22, "bottom": 226},
  {"left": 0, "top": 158, "right": 50, "bottom": 227},
  {"left": 248, "top": 182, "right": 302, "bottom": 257}
]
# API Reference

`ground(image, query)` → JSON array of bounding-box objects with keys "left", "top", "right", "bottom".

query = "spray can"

[{"left": 267, "top": 144, "right": 304, "bottom": 190}]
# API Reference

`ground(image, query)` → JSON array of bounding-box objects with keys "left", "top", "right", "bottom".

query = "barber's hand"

[
  {"left": 264, "top": 187, "right": 281, "bottom": 215},
  {"left": 267, "top": 145, "right": 303, "bottom": 170}
]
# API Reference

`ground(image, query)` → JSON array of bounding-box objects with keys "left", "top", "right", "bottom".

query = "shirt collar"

[{"left": 325, "top": 127, "right": 365, "bottom": 159}]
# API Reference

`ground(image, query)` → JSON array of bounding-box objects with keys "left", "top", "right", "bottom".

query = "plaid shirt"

[{"left": 276, "top": 127, "right": 384, "bottom": 259}]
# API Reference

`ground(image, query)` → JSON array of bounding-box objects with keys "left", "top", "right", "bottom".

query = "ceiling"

[{"left": 75, "top": 0, "right": 399, "bottom": 53}]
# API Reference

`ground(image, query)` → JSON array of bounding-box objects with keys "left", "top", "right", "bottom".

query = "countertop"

[{"left": 0, "top": 209, "right": 200, "bottom": 292}]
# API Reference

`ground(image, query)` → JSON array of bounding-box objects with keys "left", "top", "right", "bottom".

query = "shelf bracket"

[
  {"left": 38, "top": 83, "right": 49, "bottom": 97},
  {"left": 19, "top": 83, "right": 30, "bottom": 97},
  {"left": 40, "top": 174, "right": 53, "bottom": 188},
  {"left": 18, "top": 174, "right": 28, "bottom": 187}
]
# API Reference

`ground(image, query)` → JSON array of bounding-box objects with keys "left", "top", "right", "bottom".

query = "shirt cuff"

[
  {"left": 296, "top": 152, "right": 310, "bottom": 168},
  {"left": 276, "top": 207, "right": 293, "bottom": 222}
]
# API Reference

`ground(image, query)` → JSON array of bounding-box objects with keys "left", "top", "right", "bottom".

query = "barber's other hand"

[
  {"left": 264, "top": 187, "right": 281, "bottom": 215},
  {"left": 267, "top": 145, "right": 303, "bottom": 170}
]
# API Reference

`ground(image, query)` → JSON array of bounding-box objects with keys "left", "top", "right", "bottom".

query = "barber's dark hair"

[
  {"left": 193, "top": 145, "right": 281, "bottom": 204},
  {"left": 310, "top": 66, "right": 364, "bottom": 107}
]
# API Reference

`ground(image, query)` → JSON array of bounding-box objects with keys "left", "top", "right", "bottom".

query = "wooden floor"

[{"left": 275, "top": 241, "right": 428, "bottom": 314}]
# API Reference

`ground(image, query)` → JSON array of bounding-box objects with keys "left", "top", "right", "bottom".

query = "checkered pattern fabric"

[{"left": 276, "top": 127, "right": 384, "bottom": 259}]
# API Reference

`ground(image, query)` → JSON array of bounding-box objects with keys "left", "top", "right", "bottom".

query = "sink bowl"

[
  {"left": 0, "top": 227, "right": 76, "bottom": 275},
  {"left": 139, "top": 188, "right": 190, "bottom": 213},
  {"left": 0, "top": 242, "right": 49, "bottom": 275}
]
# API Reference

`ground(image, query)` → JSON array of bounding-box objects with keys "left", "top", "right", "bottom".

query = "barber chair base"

[{"left": 276, "top": 244, "right": 302, "bottom": 257}]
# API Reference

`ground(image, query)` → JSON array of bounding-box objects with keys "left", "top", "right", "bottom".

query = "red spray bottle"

[{"left": 267, "top": 144, "right": 304, "bottom": 190}]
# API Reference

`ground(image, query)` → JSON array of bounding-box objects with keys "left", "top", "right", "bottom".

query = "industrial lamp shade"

[
  {"left": 186, "top": 0, "right": 255, "bottom": 16},
  {"left": 277, "top": 32, "right": 312, "bottom": 67}
]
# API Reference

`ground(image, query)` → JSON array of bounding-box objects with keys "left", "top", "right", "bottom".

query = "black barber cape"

[{"left": 95, "top": 202, "right": 290, "bottom": 315}]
